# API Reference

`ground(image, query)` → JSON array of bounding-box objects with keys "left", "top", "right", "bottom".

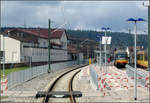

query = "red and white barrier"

[
  {"left": 91, "top": 64, "right": 149, "bottom": 97},
  {"left": 1, "top": 78, "right": 8, "bottom": 95},
  {"left": 98, "top": 77, "right": 107, "bottom": 96}
]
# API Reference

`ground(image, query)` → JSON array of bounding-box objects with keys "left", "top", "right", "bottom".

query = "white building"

[
  {"left": 0, "top": 28, "right": 68, "bottom": 65},
  {"left": 0, "top": 34, "right": 21, "bottom": 63}
]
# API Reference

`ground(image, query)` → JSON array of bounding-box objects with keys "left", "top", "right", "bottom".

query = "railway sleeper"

[{"left": 35, "top": 91, "right": 82, "bottom": 98}]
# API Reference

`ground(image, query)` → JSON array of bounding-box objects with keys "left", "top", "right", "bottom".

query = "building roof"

[{"left": 5, "top": 28, "right": 65, "bottom": 39}]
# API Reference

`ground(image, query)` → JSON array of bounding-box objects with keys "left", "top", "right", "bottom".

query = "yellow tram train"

[
  {"left": 137, "top": 50, "right": 148, "bottom": 69},
  {"left": 114, "top": 50, "right": 129, "bottom": 67}
]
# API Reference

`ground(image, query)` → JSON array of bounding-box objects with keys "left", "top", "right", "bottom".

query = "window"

[
  {"left": 43, "top": 42, "right": 46, "bottom": 46},
  {"left": 137, "top": 54, "right": 143, "bottom": 60},
  {"left": 144, "top": 53, "right": 148, "bottom": 61},
  {"left": 17, "top": 32, "right": 19, "bottom": 37},
  {"left": 0, "top": 51, "right": 4, "bottom": 59},
  {"left": 21, "top": 32, "right": 24, "bottom": 37}
]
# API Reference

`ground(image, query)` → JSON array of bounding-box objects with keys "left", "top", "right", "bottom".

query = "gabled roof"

[{"left": 5, "top": 28, "right": 65, "bottom": 39}]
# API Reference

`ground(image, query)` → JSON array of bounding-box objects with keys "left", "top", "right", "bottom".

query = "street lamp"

[
  {"left": 127, "top": 17, "right": 146, "bottom": 100},
  {"left": 101, "top": 27, "right": 111, "bottom": 74},
  {"left": 97, "top": 36, "right": 102, "bottom": 68}
]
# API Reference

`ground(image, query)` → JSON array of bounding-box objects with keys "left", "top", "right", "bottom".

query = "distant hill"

[
  {"left": 1, "top": 27, "right": 148, "bottom": 48},
  {"left": 66, "top": 29, "right": 148, "bottom": 48}
]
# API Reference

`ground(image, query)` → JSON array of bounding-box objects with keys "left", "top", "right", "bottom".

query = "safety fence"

[
  {"left": 126, "top": 64, "right": 148, "bottom": 86},
  {"left": 89, "top": 64, "right": 99, "bottom": 90},
  {"left": 6, "top": 59, "right": 88, "bottom": 90}
]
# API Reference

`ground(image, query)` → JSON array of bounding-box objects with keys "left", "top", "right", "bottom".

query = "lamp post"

[
  {"left": 97, "top": 36, "right": 102, "bottom": 68},
  {"left": 127, "top": 17, "right": 146, "bottom": 100},
  {"left": 101, "top": 27, "right": 111, "bottom": 74}
]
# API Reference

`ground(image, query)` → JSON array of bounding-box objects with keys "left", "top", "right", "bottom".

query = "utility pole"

[
  {"left": 78, "top": 42, "right": 80, "bottom": 65},
  {"left": 48, "top": 19, "right": 51, "bottom": 73}
]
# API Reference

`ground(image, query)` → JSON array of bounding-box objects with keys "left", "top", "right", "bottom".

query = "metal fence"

[
  {"left": 126, "top": 64, "right": 147, "bottom": 86},
  {"left": 89, "top": 64, "right": 99, "bottom": 90},
  {"left": 7, "top": 60, "right": 88, "bottom": 89}
]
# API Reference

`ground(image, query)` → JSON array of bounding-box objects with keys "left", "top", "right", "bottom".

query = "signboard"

[{"left": 102, "top": 36, "right": 112, "bottom": 44}]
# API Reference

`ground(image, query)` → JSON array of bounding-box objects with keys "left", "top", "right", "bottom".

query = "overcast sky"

[{"left": 1, "top": 1, "right": 149, "bottom": 34}]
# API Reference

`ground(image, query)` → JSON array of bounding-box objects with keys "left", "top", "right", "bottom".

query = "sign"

[{"left": 102, "top": 36, "right": 112, "bottom": 45}]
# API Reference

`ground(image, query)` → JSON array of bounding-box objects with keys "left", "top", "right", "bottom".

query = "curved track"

[
  {"left": 43, "top": 65, "right": 86, "bottom": 103},
  {"left": 69, "top": 70, "right": 81, "bottom": 103}
]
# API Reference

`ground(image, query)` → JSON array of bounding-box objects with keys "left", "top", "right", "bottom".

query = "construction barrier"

[
  {"left": 89, "top": 64, "right": 149, "bottom": 97},
  {"left": 1, "top": 78, "right": 8, "bottom": 95}
]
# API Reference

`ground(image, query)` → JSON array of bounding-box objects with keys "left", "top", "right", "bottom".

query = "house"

[
  {"left": 67, "top": 44, "right": 77, "bottom": 60},
  {"left": 67, "top": 35, "right": 98, "bottom": 59},
  {"left": 0, "top": 34, "right": 21, "bottom": 63},
  {"left": 0, "top": 28, "right": 69, "bottom": 66}
]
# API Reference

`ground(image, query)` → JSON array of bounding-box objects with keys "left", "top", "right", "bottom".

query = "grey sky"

[{"left": 1, "top": 1, "right": 148, "bottom": 33}]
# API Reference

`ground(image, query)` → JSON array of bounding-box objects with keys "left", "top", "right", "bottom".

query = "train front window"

[
  {"left": 117, "top": 54, "right": 127, "bottom": 59},
  {"left": 137, "top": 54, "right": 144, "bottom": 60},
  {"left": 144, "top": 53, "right": 148, "bottom": 61}
]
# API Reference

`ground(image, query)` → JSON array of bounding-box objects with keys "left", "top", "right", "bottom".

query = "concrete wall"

[{"left": 22, "top": 47, "right": 68, "bottom": 62}]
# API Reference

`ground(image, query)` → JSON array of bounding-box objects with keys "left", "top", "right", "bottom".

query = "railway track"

[{"left": 42, "top": 64, "right": 86, "bottom": 103}]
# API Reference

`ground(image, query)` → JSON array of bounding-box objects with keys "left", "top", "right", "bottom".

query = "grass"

[
  {"left": 0, "top": 66, "right": 29, "bottom": 78},
  {"left": 0, "top": 96, "right": 8, "bottom": 100}
]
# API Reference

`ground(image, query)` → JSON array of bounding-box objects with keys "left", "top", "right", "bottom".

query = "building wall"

[
  {"left": 38, "top": 38, "right": 48, "bottom": 48},
  {"left": 0, "top": 35, "right": 21, "bottom": 63},
  {"left": 0, "top": 30, "right": 69, "bottom": 64},
  {"left": 60, "top": 32, "right": 67, "bottom": 50},
  {"left": 51, "top": 39, "right": 60, "bottom": 45},
  {"left": 20, "top": 33, "right": 68, "bottom": 62},
  {"left": 22, "top": 47, "right": 68, "bottom": 62}
]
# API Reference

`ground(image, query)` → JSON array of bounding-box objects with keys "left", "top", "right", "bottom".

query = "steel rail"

[
  {"left": 69, "top": 70, "right": 81, "bottom": 103},
  {"left": 43, "top": 64, "right": 87, "bottom": 103}
]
